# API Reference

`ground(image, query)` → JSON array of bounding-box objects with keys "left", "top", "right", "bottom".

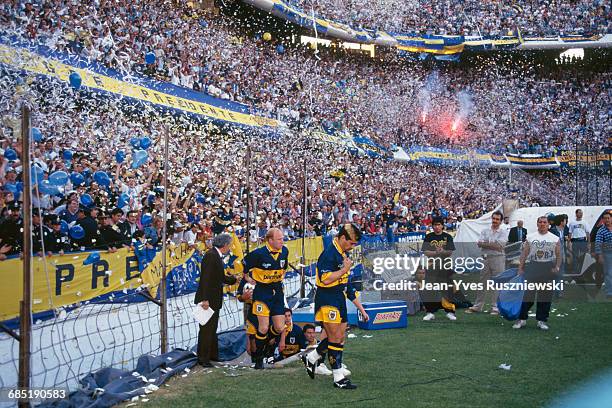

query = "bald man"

[{"left": 243, "top": 228, "right": 290, "bottom": 369}]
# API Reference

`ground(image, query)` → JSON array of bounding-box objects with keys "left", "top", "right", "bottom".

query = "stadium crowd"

[
  {"left": 287, "top": 0, "right": 611, "bottom": 36},
  {"left": 0, "top": 83, "right": 567, "bottom": 260},
  {"left": 0, "top": 0, "right": 610, "bottom": 156},
  {"left": 0, "top": 1, "right": 609, "bottom": 260}
]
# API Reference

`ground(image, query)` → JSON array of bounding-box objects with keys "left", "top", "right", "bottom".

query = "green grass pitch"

[{"left": 126, "top": 299, "right": 612, "bottom": 408}]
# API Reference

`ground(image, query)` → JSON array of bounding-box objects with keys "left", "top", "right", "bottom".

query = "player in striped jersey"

[{"left": 303, "top": 223, "right": 369, "bottom": 389}]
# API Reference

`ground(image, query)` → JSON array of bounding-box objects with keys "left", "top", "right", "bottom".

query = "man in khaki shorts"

[{"left": 466, "top": 211, "right": 507, "bottom": 315}]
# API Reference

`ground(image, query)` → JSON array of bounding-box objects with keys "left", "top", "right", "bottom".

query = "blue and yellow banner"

[
  {"left": 405, "top": 146, "right": 491, "bottom": 166},
  {"left": 263, "top": 0, "right": 382, "bottom": 43},
  {"left": 0, "top": 36, "right": 279, "bottom": 128},
  {"left": 0, "top": 248, "right": 144, "bottom": 322},
  {"left": 353, "top": 136, "right": 387, "bottom": 158},
  {"left": 401, "top": 146, "right": 610, "bottom": 169},
  {"left": 505, "top": 154, "right": 559, "bottom": 168},
  {"left": 245, "top": 0, "right": 610, "bottom": 58},
  {"left": 0, "top": 236, "right": 328, "bottom": 326},
  {"left": 395, "top": 34, "right": 465, "bottom": 55},
  {"left": 557, "top": 149, "right": 611, "bottom": 169}
]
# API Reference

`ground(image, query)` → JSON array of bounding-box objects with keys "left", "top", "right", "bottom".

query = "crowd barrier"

[{"left": 0, "top": 234, "right": 344, "bottom": 398}]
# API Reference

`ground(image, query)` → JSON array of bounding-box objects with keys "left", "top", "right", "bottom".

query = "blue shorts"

[
  {"left": 252, "top": 282, "right": 285, "bottom": 317},
  {"left": 314, "top": 289, "right": 347, "bottom": 324}
]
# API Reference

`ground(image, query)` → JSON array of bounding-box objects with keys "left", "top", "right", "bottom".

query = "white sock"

[
  {"left": 307, "top": 350, "right": 321, "bottom": 364},
  {"left": 333, "top": 369, "right": 344, "bottom": 382}
]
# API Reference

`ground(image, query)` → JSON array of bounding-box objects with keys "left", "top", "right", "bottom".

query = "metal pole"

[
  {"left": 595, "top": 148, "right": 600, "bottom": 206},
  {"left": 432, "top": 185, "right": 436, "bottom": 208},
  {"left": 300, "top": 144, "right": 307, "bottom": 299},
  {"left": 18, "top": 105, "right": 32, "bottom": 408},
  {"left": 609, "top": 150, "right": 611, "bottom": 206},
  {"left": 159, "top": 126, "right": 170, "bottom": 354},
  {"left": 575, "top": 138, "right": 578, "bottom": 205},
  {"left": 586, "top": 143, "right": 590, "bottom": 205},
  {"left": 245, "top": 145, "right": 251, "bottom": 254}
]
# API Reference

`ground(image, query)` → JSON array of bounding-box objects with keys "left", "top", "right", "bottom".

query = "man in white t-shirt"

[
  {"left": 466, "top": 211, "right": 507, "bottom": 315},
  {"left": 513, "top": 216, "right": 561, "bottom": 331},
  {"left": 568, "top": 209, "right": 590, "bottom": 275}
]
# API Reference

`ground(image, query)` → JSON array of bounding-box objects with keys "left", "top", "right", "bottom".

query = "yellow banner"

[
  {"left": 0, "top": 248, "right": 142, "bottom": 321},
  {"left": 140, "top": 243, "right": 201, "bottom": 298},
  {"left": 396, "top": 43, "right": 465, "bottom": 55},
  {"left": 0, "top": 43, "right": 278, "bottom": 128},
  {"left": 0, "top": 238, "right": 327, "bottom": 322},
  {"left": 283, "top": 236, "right": 324, "bottom": 266}
]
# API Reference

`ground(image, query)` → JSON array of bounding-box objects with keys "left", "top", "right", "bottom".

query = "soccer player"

[
  {"left": 236, "top": 274, "right": 257, "bottom": 359},
  {"left": 243, "top": 228, "right": 289, "bottom": 369},
  {"left": 277, "top": 309, "right": 306, "bottom": 360},
  {"left": 303, "top": 223, "right": 369, "bottom": 389}
]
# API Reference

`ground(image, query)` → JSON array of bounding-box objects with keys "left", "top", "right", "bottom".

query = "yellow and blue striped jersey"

[
  {"left": 243, "top": 244, "right": 289, "bottom": 284},
  {"left": 280, "top": 323, "right": 306, "bottom": 357},
  {"left": 316, "top": 238, "right": 356, "bottom": 300}
]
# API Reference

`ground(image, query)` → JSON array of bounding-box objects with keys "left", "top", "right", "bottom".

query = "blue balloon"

[
  {"left": 39, "top": 180, "right": 61, "bottom": 196},
  {"left": 31, "top": 127, "right": 43, "bottom": 142},
  {"left": 80, "top": 193, "right": 93, "bottom": 207},
  {"left": 31, "top": 165, "right": 44, "bottom": 184},
  {"left": 4, "top": 148, "right": 17, "bottom": 161},
  {"left": 115, "top": 150, "right": 126, "bottom": 163},
  {"left": 118, "top": 192, "right": 130, "bottom": 208},
  {"left": 93, "top": 170, "right": 110, "bottom": 187},
  {"left": 131, "top": 149, "right": 148, "bottom": 169},
  {"left": 69, "top": 72, "right": 82, "bottom": 89},
  {"left": 69, "top": 225, "right": 85, "bottom": 240},
  {"left": 63, "top": 150, "right": 73, "bottom": 161},
  {"left": 276, "top": 44, "right": 285, "bottom": 54},
  {"left": 83, "top": 252, "right": 101, "bottom": 266},
  {"left": 4, "top": 183, "right": 17, "bottom": 194},
  {"left": 70, "top": 171, "right": 85, "bottom": 186},
  {"left": 60, "top": 220, "right": 69, "bottom": 234},
  {"left": 139, "top": 136, "right": 152, "bottom": 149},
  {"left": 141, "top": 213, "right": 153, "bottom": 227},
  {"left": 49, "top": 170, "right": 69, "bottom": 186},
  {"left": 145, "top": 52, "right": 156, "bottom": 65},
  {"left": 199, "top": 19, "right": 208, "bottom": 28},
  {"left": 130, "top": 137, "right": 141, "bottom": 149}
]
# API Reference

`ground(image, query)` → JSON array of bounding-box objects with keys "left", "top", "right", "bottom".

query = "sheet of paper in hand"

[{"left": 192, "top": 304, "right": 215, "bottom": 326}]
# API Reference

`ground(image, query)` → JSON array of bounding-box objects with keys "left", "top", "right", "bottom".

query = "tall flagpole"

[
  {"left": 246, "top": 145, "right": 251, "bottom": 254},
  {"left": 159, "top": 126, "right": 170, "bottom": 354},
  {"left": 300, "top": 136, "right": 308, "bottom": 299},
  {"left": 18, "top": 105, "right": 32, "bottom": 408}
]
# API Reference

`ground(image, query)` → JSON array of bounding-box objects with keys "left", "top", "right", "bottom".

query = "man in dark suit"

[
  {"left": 506, "top": 220, "right": 527, "bottom": 266},
  {"left": 194, "top": 233, "right": 237, "bottom": 367},
  {"left": 508, "top": 220, "right": 527, "bottom": 245},
  {"left": 118, "top": 210, "right": 140, "bottom": 245},
  {"left": 76, "top": 206, "right": 101, "bottom": 249}
]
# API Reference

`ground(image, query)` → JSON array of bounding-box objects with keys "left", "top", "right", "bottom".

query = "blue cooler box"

[{"left": 358, "top": 301, "right": 408, "bottom": 330}]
